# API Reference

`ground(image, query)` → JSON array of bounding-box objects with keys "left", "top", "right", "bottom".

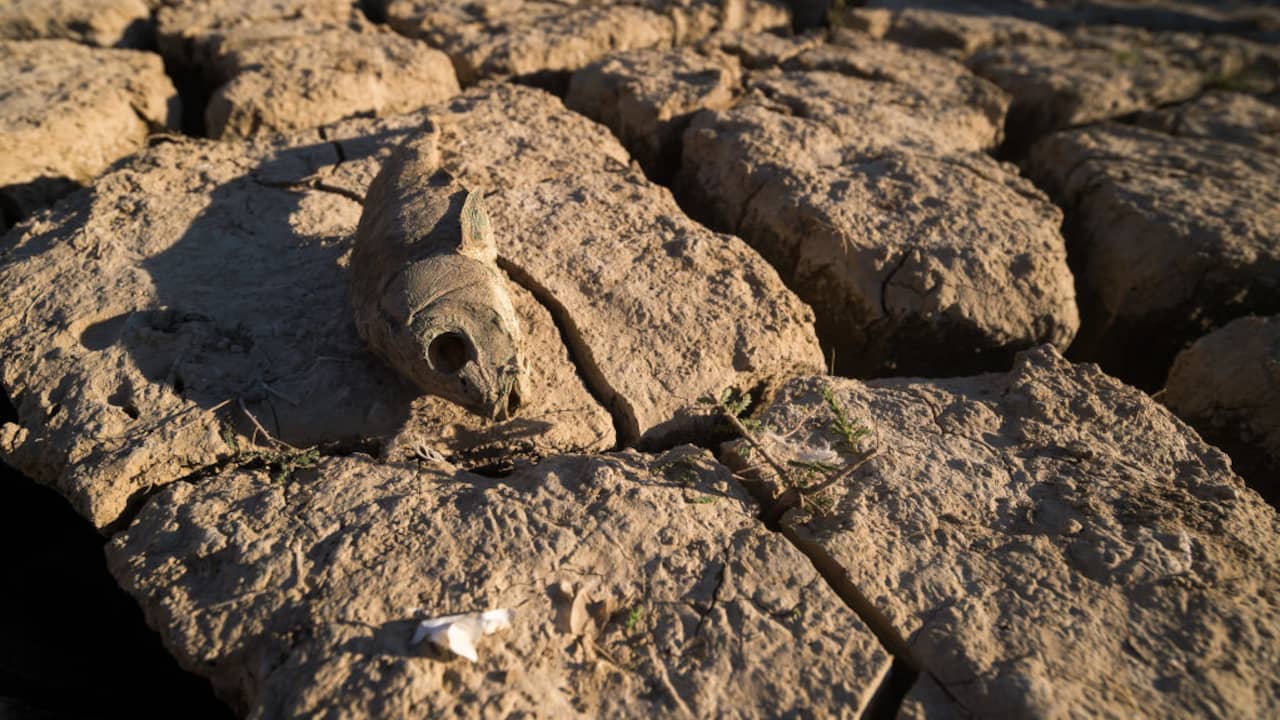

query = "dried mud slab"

[
  {"left": 725, "top": 346, "right": 1280, "bottom": 717},
  {"left": 851, "top": 0, "right": 1280, "bottom": 41},
  {"left": 571, "top": 30, "right": 1009, "bottom": 176},
  {"left": 488, "top": 171, "right": 824, "bottom": 445},
  {"left": 1134, "top": 90, "right": 1280, "bottom": 154},
  {"left": 156, "top": 0, "right": 359, "bottom": 74},
  {"left": 734, "top": 29, "right": 1010, "bottom": 154},
  {"left": 0, "top": 118, "right": 608, "bottom": 529},
  {"left": 1027, "top": 122, "right": 1280, "bottom": 389},
  {"left": 1061, "top": 0, "right": 1280, "bottom": 37},
  {"left": 157, "top": 2, "right": 460, "bottom": 138},
  {"left": 1164, "top": 316, "right": 1280, "bottom": 506},
  {"left": 658, "top": 32, "right": 1075, "bottom": 377},
  {"left": 684, "top": 117, "right": 1077, "bottom": 378},
  {"left": 107, "top": 450, "right": 892, "bottom": 718},
  {"left": 376, "top": 0, "right": 789, "bottom": 85},
  {"left": 0, "top": 39, "right": 179, "bottom": 227},
  {"left": 205, "top": 26, "right": 460, "bottom": 139},
  {"left": 968, "top": 25, "right": 1258, "bottom": 145},
  {"left": 0, "top": 84, "right": 820, "bottom": 529},
  {"left": 566, "top": 45, "right": 741, "bottom": 181},
  {"left": 0, "top": 0, "right": 151, "bottom": 47},
  {"left": 836, "top": 5, "right": 1068, "bottom": 59}
]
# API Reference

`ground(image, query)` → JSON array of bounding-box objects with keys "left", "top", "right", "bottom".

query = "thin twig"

[
  {"left": 238, "top": 396, "right": 296, "bottom": 450},
  {"left": 730, "top": 462, "right": 777, "bottom": 478},
  {"left": 261, "top": 380, "right": 299, "bottom": 406},
  {"left": 799, "top": 448, "right": 880, "bottom": 496},
  {"left": 716, "top": 402, "right": 791, "bottom": 487},
  {"left": 714, "top": 391, "right": 879, "bottom": 517}
]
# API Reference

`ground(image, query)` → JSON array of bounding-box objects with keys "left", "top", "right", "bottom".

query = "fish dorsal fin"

[{"left": 458, "top": 190, "right": 496, "bottom": 262}]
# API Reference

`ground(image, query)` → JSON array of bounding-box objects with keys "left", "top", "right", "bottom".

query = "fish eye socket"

[{"left": 428, "top": 332, "right": 471, "bottom": 374}]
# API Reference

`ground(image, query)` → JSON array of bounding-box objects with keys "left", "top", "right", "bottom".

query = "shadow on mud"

[
  {"left": 88, "top": 133, "right": 424, "bottom": 452},
  {"left": 0, "top": 462, "right": 233, "bottom": 718}
]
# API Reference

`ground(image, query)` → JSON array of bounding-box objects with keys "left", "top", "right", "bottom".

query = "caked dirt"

[{"left": 2, "top": 1, "right": 1279, "bottom": 718}]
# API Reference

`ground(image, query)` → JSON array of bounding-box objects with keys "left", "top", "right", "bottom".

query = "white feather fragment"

[
  {"left": 761, "top": 432, "right": 840, "bottom": 465},
  {"left": 411, "top": 609, "right": 514, "bottom": 662},
  {"left": 793, "top": 442, "right": 839, "bottom": 465}
]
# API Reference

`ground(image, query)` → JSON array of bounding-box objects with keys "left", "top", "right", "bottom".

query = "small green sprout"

[
  {"left": 221, "top": 400, "right": 322, "bottom": 483},
  {"left": 699, "top": 388, "right": 751, "bottom": 418},
  {"left": 218, "top": 423, "right": 320, "bottom": 483},
  {"left": 1112, "top": 48, "right": 1142, "bottom": 66},
  {"left": 708, "top": 382, "right": 879, "bottom": 519},
  {"left": 820, "top": 385, "right": 870, "bottom": 453},
  {"left": 220, "top": 422, "right": 241, "bottom": 452},
  {"left": 272, "top": 447, "right": 321, "bottom": 483},
  {"left": 653, "top": 457, "right": 701, "bottom": 485},
  {"left": 624, "top": 606, "right": 644, "bottom": 632},
  {"left": 1204, "top": 69, "right": 1265, "bottom": 93},
  {"left": 808, "top": 492, "right": 836, "bottom": 514}
]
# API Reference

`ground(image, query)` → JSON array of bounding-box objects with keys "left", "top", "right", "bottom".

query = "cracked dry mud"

[
  {"left": 572, "top": 30, "right": 1079, "bottom": 378},
  {"left": 1028, "top": 120, "right": 1280, "bottom": 389},
  {"left": 0, "top": 0, "right": 152, "bottom": 48},
  {"left": 1164, "top": 316, "right": 1280, "bottom": 507},
  {"left": 3, "top": 1, "right": 1280, "bottom": 719},
  {"left": 0, "top": 83, "right": 820, "bottom": 530},
  {"left": 0, "top": 38, "right": 180, "bottom": 228},
  {"left": 373, "top": 0, "right": 790, "bottom": 85},
  {"left": 155, "top": 0, "right": 462, "bottom": 139},
  {"left": 725, "top": 346, "right": 1280, "bottom": 717},
  {"left": 107, "top": 449, "right": 891, "bottom": 718}
]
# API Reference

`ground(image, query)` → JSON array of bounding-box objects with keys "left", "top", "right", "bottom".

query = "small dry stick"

[
  {"left": 710, "top": 390, "right": 877, "bottom": 515},
  {"left": 238, "top": 396, "right": 296, "bottom": 451},
  {"left": 261, "top": 380, "right": 299, "bottom": 406},
  {"left": 714, "top": 401, "right": 791, "bottom": 485},
  {"left": 797, "top": 449, "right": 880, "bottom": 496}
]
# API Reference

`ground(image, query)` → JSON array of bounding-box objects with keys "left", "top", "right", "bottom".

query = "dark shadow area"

[
  {"left": 995, "top": 103, "right": 1063, "bottom": 161},
  {"left": 118, "top": 17, "right": 158, "bottom": 51},
  {"left": 511, "top": 69, "right": 574, "bottom": 98},
  {"left": 861, "top": 657, "right": 920, "bottom": 720},
  {"left": 359, "top": 0, "right": 388, "bottom": 24},
  {"left": 163, "top": 58, "right": 213, "bottom": 137},
  {"left": 0, "top": 462, "right": 233, "bottom": 719},
  {"left": 114, "top": 136, "right": 418, "bottom": 449},
  {"left": 1, "top": 387, "right": 15, "bottom": 425},
  {"left": 843, "top": 0, "right": 1280, "bottom": 40},
  {"left": 789, "top": 0, "right": 832, "bottom": 31},
  {"left": 1188, "top": 425, "right": 1280, "bottom": 509},
  {"left": 0, "top": 177, "right": 81, "bottom": 233}
]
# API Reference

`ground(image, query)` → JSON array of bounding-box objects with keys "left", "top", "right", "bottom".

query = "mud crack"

[
  {"left": 496, "top": 256, "right": 638, "bottom": 448},
  {"left": 712, "top": 442, "right": 984, "bottom": 719}
]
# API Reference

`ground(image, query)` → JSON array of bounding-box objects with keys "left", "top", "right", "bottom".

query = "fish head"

[{"left": 405, "top": 289, "right": 529, "bottom": 421}]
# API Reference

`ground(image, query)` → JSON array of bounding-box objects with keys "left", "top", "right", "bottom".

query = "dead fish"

[{"left": 351, "top": 125, "right": 528, "bottom": 420}]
